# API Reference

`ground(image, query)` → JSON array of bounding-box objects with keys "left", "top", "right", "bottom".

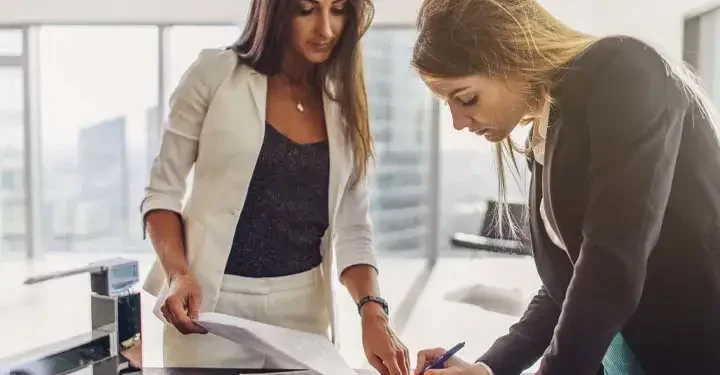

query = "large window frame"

[
  {"left": 684, "top": 5, "right": 720, "bottom": 96},
  {"left": 9, "top": 23, "right": 442, "bottom": 264},
  {"left": 0, "top": 26, "right": 34, "bottom": 259}
]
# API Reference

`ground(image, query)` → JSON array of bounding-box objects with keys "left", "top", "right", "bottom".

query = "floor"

[{"left": 0, "top": 251, "right": 541, "bottom": 373}]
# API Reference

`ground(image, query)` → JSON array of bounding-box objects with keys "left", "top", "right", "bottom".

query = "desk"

[
  {"left": 131, "top": 368, "right": 367, "bottom": 374},
  {"left": 135, "top": 369, "right": 306, "bottom": 374}
]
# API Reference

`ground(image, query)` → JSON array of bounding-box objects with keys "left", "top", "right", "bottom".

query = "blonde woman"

[
  {"left": 410, "top": 0, "right": 720, "bottom": 374},
  {"left": 141, "top": 0, "right": 409, "bottom": 373}
]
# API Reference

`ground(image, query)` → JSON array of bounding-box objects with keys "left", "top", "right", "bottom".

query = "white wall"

[
  {"left": 539, "top": 0, "right": 594, "bottom": 33},
  {"left": 592, "top": 0, "right": 720, "bottom": 59},
  {"left": 0, "top": 0, "right": 591, "bottom": 28},
  {"left": 0, "top": 0, "right": 421, "bottom": 25},
  {"left": 3, "top": 0, "right": 720, "bottom": 58}
]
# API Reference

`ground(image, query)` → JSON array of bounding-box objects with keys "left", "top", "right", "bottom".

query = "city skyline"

[{"left": 0, "top": 24, "right": 520, "bottom": 257}]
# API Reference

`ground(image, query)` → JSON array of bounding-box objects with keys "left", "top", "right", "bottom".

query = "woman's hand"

[
  {"left": 120, "top": 337, "right": 143, "bottom": 368},
  {"left": 361, "top": 304, "right": 410, "bottom": 375},
  {"left": 160, "top": 272, "right": 208, "bottom": 334},
  {"left": 414, "top": 348, "right": 489, "bottom": 375}
]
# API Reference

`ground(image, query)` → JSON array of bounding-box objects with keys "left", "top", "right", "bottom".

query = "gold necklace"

[{"left": 280, "top": 71, "right": 311, "bottom": 113}]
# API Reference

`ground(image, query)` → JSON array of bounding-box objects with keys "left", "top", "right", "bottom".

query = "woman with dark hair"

[{"left": 140, "top": 0, "right": 409, "bottom": 373}]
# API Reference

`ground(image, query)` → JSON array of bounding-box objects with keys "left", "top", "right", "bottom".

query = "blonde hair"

[{"left": 412, "top": 0, "right": 720, "bottom": 237}]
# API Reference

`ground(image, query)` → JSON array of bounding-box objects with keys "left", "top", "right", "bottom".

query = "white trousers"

[{"left": 162, "top": 266, "right": 330, "bottom": 369}]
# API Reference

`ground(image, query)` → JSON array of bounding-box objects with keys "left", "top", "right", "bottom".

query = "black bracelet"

[{"left": 357, "top": 296, "right": 389, "bottom": 316}]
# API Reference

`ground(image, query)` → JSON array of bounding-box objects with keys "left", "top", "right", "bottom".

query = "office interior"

[{"left": 0, "top": 0, "right": 719, "bottom": 372}]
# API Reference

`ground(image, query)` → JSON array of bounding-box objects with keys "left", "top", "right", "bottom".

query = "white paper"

[
  {"left": 196, "top": 312, "right": 366, "bottom": 375},
  {"left": 244, "top": 372, "right": 378, "bottom": 375}
]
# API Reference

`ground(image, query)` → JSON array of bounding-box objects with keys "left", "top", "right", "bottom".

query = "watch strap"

[{"left": 357, "top": 295, "right": 389, "bottom": 315}]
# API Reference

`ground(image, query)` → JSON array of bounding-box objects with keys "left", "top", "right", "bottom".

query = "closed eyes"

[{"left": 457, "top": 95, "right": 478, "bottom": 107}]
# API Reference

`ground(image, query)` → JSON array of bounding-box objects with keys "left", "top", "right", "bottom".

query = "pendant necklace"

[{"left": 281, "top": 71, "right": 310, "bottom": 113}]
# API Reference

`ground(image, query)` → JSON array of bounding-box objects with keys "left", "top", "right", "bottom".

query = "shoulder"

[
  {"left": 588, "top": 36, "right": 667, "bottom": 77},
  {"left": 192, "top": 48, "right": 238, "bottom": 73},
  {"left": 576, "top": 36, "right": 682, "bottom": 95},
  {"left": 175, "top": 48, "right": 266, "bottom": 102},
  {"left": 184, "top": 48, "right": 253, "bottom": 88},
  {"left": 195, "top": 48, "right": 238, "bottom": 69},
  {"left": 586, "top": 36, "right": 661, "bottom": 61},
  {"left": 558, "top": 36, "right": 687, "bottom": 112}
]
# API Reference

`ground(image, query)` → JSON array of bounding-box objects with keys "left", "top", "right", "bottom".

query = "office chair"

[{"left": 450, "top": 200, "right": 532, "bottom": 256}]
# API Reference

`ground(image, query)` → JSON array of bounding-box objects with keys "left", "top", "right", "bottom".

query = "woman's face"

[
  {"left": 424, "top": 74, "right": 530, "bottom": 142},
  {"left": 289, "top": 0, "right": 349, "bottom": 64}
]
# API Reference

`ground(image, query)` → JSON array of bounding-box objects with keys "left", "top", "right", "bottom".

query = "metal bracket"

[{"left": 0, "top": 258, "right": 142, "bottom": 375}]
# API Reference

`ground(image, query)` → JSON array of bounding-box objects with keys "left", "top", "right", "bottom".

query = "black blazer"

[{"left": 477, "top": 36, "right": 720, "bottom": 375}]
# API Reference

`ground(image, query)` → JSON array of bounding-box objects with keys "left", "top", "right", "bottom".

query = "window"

[
  {"left": 0, "top": 67, "right": 25, "bottom": 256},
  {"left": 0, "top": 29, "right": 23, "bottom": 55},
  {"left": 363, "top": 28, "right": 434, "bottom": 255},
  {"left": 685, "top": 6, "right": 720, "bottom": 108},
  {"left": 164, "top": 25, "right": 241, "bottom": 99},
  {"left": 1, "top": 170, "right": 18, "bottom": 190},
  {"left": 3, "top": 22, "right": 445, "bottom": 368},
  {"left": 38, "top": 26, "right": 159, "bottom": 253}
]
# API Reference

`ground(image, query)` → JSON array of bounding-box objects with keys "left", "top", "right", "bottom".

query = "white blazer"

[{"left": 140, "top": 49, "right": 378, "bottom": 344}]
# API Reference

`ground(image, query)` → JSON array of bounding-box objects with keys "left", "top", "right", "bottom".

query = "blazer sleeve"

[
  {"left": 139, "top": 49, "right": 233, "bottom": 234},
  {"left": 334, "top": 168, "right": 379, "bottom": 276},
  {"left": 537, "top": 40, "right": 690, "bottom": 374},
  {"left": 477, "top": 286, "right": 562, "bottom": 375}
]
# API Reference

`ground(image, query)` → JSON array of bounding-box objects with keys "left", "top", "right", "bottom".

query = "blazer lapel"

[
  {"left": 323, "top": 92, "right": 350, "bottom": 231},
  {"left": 247, "top": 69, "right": 267, "bottom": 129},
  {"left": 541, "top": 107, "right": 564, "bottom": 254},
  {"left": 531, "top": 160, "right": 574, "bottom": 301}
]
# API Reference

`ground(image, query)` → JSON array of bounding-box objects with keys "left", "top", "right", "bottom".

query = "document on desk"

[{"left": 196, "top": 312, "right": 367, "bottom": 375}]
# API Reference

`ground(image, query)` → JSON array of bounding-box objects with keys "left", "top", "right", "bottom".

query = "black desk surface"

[{"left": 129, "top": 368, "right": 308, "bottom": 374}]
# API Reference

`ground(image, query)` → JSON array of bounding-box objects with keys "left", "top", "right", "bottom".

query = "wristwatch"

[{"left": 357, "top": 295, "right": 389, "bottom": 316}]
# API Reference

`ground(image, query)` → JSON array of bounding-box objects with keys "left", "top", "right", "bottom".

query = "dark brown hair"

[{"left": 230, "top": 0, "right": 375, "bottom": 185}]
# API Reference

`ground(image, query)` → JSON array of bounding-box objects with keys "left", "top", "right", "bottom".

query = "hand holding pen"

[{"left": 414, "top": 342, "right": 490, "bottom": 375}]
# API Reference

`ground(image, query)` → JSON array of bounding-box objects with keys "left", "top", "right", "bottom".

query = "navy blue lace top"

[{"left": 223, "top": 122, "right": 330, "bottom": 278}]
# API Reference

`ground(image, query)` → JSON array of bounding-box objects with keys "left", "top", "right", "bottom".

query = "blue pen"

[{"left": 419, "top": 341, "right": 466, "bottom": 375}]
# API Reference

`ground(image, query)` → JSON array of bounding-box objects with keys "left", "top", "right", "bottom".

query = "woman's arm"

[
  {"left": 476, "top": 286, "right": 561, "bottom": 375},
  {"left": 537, "top": 39, "right": 689, "bottom": 374},
  {"left": 336, "top": 173, "right": 410, "bottom": 375},
  {"left": 340, "top": 263, "right": 382, "bottom": 314},
  {"left": 335, "top": 173, "right": 380, "bottom": 303},
  {"left": 141, "top": 49, "right": 230, "bottom": 279},
  {"left": 146, "top": 211, "right": 188, "bottom": 280},
  {"left": 472, "top": 136, "right": 561, "bottom": 375}
]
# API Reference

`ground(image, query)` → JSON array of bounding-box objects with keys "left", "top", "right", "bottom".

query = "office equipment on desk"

[
  {"left": 195, "top": 313, "right": 363, "bottom": 375},
  {"left": 418, "top": 342, "right": 466, "bottom": 375},
  {"left": 450, "top": 200, "right": 531, "bottom": 256},
  {"left": 0, "top": 258, "right": 142, "bottom": 375}
]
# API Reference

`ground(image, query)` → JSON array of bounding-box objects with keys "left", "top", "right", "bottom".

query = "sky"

[
  {"left": 29, "top": 24, "right": 514, "bottom": 156},
  {"left": 36, "top": 25, "right": 239, "bottom": 153}
]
